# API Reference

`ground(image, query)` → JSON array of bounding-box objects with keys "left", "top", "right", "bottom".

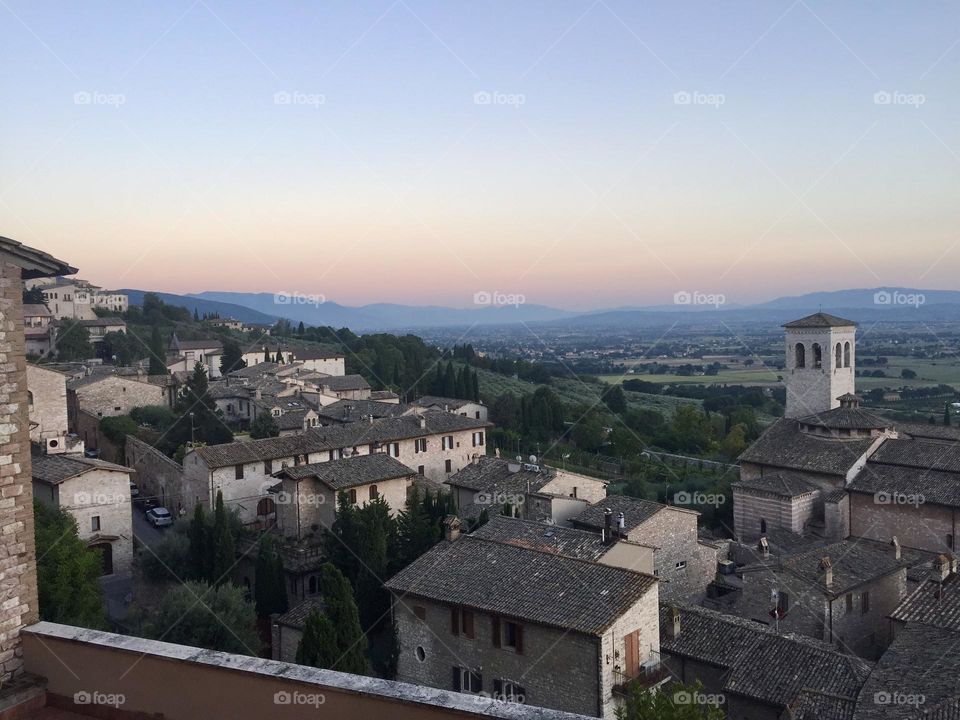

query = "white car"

[{"left": 146, "top": 507, "right": 173, "bottom": 528}]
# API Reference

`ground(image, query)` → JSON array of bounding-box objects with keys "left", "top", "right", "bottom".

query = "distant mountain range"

[{"left": 120, "top": 287, "right": 960, "bottom": 331}]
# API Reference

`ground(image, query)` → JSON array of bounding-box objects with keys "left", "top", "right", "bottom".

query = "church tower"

[{"left": 783, "top": 312, "right": 856, "bottom": 418}]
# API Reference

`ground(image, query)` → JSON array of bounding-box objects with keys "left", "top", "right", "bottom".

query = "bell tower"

[{"left": 783, "top": 312, "right": 856, "bottom": 418}]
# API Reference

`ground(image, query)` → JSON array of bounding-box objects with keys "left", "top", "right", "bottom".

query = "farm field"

[
  {"left": 855, "top": 356, "right": 960, "bottom": 390},
  {"left": 599, "top": 366, "right": 781, "bottom": 387}
]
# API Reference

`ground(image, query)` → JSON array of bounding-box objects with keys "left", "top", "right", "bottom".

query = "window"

[
  {"left": 493, "top": 680, "right": 526, "bottom": 704},
  {"left": 257, "top": 497, "right": 275, "bottom": 517},
  {"left": 369, "top": 485, "right": 379, "bottom": 501},
  {"left": 91, "top": 516, "right": 100, "bottom": 532},
  {"left": 308, "top": 576, "right": 318, "bottom": 594},
  {"left": 264, "top": 459, "right": 273, "bottom": 475},
  {"left": 862, "top": 591, "right": 870, "bottom": 614},
  {"left": 450, "top": 607, "right": 475, "bottom": 638},
  {"left": 235, "top": 464, "right": 244, "bottom": 480},
  {"left": 948, "top": 534, "right": 954, "bottom": 550},
  {"left": 760, "top": 518, "right": 767, "bottom": 534},
  {"left": 27, "top": 391, "right": 33, "bottom": 409},
  {"left": 835, "top": 343, "right": 842, "bottom": 368},
  {"left": 387, "top": 442, "right": 400, "bottom": 458},
  {"left": 675, "top": 560, "right": 687, "bottom": 570},
  {"left": 442, "top": 435, "right": 454, "bottom": 450},
  {"left": 795, "top": 343, "right": 805, "bottom": 368},
  {"left": 418, "top": 465, "right": 424, "bottom": 475},
  {"left": 475, "top": 411, "right": 481, "bottom": 419},
  {"left": 472, "top": 431, "right": 485, "bottom": 447},
  {"left": 494, "top": 619, "right": 523, "bottom": 653},
  {"left": 846, "top": 593, "right": 853, "bottom": 614},
  {"left": 414, "top": 438, "right": 427, "bottom": 454},
  {"left": 844, "top": 341, "right": 851, "bottom": 367},
  {"left": 812, "top": 343, "right": 822, "bottom": 369},
  {"left": 414, "top": 606, "right": 426, "bottom": 621},
  {"left": 445, "top": 459, "right": 452, "bottom": 473},
  {"left": 346, "top": 489, "right": 357, "bottom": 504},
  {"left": 777, "top": 591, "right": 789, "bottom": 614},
  {"left": 452, "top": 667, "right": 482, "bottom": 694},
  {"left": 415, "top": 646, "right": 426, "bottom": 662}
]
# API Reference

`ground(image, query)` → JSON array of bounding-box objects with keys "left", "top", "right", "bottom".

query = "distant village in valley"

[{"left": 0, "top": 245, "right": 953, "bottom": 719}]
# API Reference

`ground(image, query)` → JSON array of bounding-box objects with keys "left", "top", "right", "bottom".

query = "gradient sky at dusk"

[{"left": 2, "top": 1, "right": 958, "bottom": 310}]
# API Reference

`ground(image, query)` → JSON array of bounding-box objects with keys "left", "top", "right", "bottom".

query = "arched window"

[
  {"left": 348, "top": 488, "right": 357, "bottom": 504},
  {"left": 835, "top": 343, "right": 842, "bottom": 369},
  {"left": 812, "top": 343, "right": 822, "bottom": 369},
  {"left": 369, "top": 484, "right": 379, "bottom": 501},
  {"left": 795, "top": 343, "right": 806, "bottom": 368},
  {"left": 844, "top": 341, "right": 851, "bottom": 368},
  {"left": 257, "top": 497, "right": 276, "bottom": 517}
]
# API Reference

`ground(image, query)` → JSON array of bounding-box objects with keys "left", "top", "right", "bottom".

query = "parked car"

[
  {"left": 146, "top": 507, "right": 173, "bottom": 528},
  {"left": 129, "top": 483, "right": 140, "bottom": 499}
]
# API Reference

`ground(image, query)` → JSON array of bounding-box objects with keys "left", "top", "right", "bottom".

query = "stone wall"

[
  {"left": 0, "top": 261, "right": 39, "bottom": 681},
  {"left": 627, "top": 509, "right": 715, "bottom": 602},
  {"left": 25, "top": 364, "right": 68, "bottom": 445},
  {"left": 849, "top": 491, "right": 956, "bottom": 554},
  {"left": 824, "top": 494, "right": 850, "bottom": 540},
  {"left": 125, "top": 435, "right": 201, "bottom": 515}
]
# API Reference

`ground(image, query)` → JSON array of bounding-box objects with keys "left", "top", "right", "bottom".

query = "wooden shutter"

[
  {"left": 515, "top": 624, "right": 524, "bottom": 655},
  {"left": 624, "top": 631, "right": 639, "bottom": 676},
  {"left": 451, "top": 607, "right": 460, "bottom": 635},
  {"left": 492, "top": 616, "right": 501, "bottom": 647},
  {"left": 463, "top": 610, "right": 475, "bottom": 639},
  {"left": 452, "top": 666, "right": 461, "bottom": 692}
]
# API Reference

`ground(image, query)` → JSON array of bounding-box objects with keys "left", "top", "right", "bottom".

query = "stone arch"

[
  {"left": 812, "top": 343, "right": 823, "bottom": 369},
  {"left": 844, "top": 341, "right": 851, "bottom": 367},
  {"left": 835, "top": 343, "right": 842, "bottom": 368},
  {"left": 795, "top": 343, "right": 806, "bottom": 368}
]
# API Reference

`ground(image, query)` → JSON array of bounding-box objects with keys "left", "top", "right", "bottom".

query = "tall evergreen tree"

[
  {"left": 211, "top": 490, "right": 235, "bottom": 586},
  {"left": 442, "top": 363, "right": 456, "bottom": 397},
  {"left": 250, "top": 411, "right": 279, "bottom": 439},
  {"left": 148, "top": 325, "right": 167, "bottom": 375},
  {"left": 945, "top": 403, "right": 952, "bottom": 426},
  {"left": 193, "top": 307, "right": 200, "bottom": 322},
  {"left": 220, "top": 339, "right": 246, "bottom": 375},
  {"left": 320, "top": 563, "right": 369, "bottom": 674},
  {"left": 296, "top": 609, "right": 339, "bottom": 668},
  {"left": 471, "top": 370, "right": 480, "bottom": 402},
  {"left": 254, "top": 534, "right": 288, "bottom": 616},
  {"left": 188, "top": 502, "right": 209, "bottom": 581},
  {"left": 297, "top": 321, "right": 305, "bottom": 336}
]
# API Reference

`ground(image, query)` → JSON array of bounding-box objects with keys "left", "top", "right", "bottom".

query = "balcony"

[{"left": 612, "top": 653, "right": 670, "bottom": 695}]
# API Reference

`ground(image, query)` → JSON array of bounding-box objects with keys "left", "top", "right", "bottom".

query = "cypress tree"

[
  {"left": 148, "top": 326, "right": 167, "bottom": 375},
  {"left": 296, "top": 609, "right": 339, "bottom": 668},
  {"left": 254, "top": 534, "right": 287, "bottom": 616},
  {"left": 211, "top": 490, "right": 234, "bottom": 586},
  {"left": 188, "top": 502, "right": 209, "bottom": 581},
  {"left": 472, "top": 370, "right": 480, "bottom": 402},
  {"left": 320, "top": 563, "right": 368, "bottom": 674}
]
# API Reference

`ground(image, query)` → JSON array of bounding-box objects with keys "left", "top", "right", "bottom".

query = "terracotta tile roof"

[
  {"left": 385, "top": 535, "right": 656, "bottom": 635},
  {"left": 739, "top": 418, "right": 875, "bottom": 476},
  {"left": 570, "top": 495, "right": 669, "bottom": 533},
  {"left": 276, "top": 453, "right": 414, "bottom": 490},
  {"left": 848, "top": 463, "right": 960, "bottom": 509},
  {"left": 732, "top": 471, "right": 819, "bottom": 498},
  {"left": 469, "top": 515, "right": 608, "bottom": 561},
  {"left": 32, "top": 454, "right": 130, "bottom": 484},
  {"left": 445, "top": 457, "right": 556, "bottom": 494},
  {"left": 869, "top": 438, "right": 960, "bottom": 474},
  {"left": 275, "top": 597, "right": 325, "bottom": 629},
  {"left": 783, "top": 312, "right": 857, "bottom": 328},
  {"left": 799, "top": 406, "right": 891, "bottom": 431},
  {"left": 890, "top": 574, "right": 960, "bottom": 632}
]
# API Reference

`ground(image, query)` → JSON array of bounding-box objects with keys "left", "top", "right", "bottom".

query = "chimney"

[
  {"left": 665, "top": 607, "right": 681, "bottom": 640},
  {"left": 820, "top": 556, "right": 833, "bottom": 588},
  {"left": 890, "top": 536, "right": 901, "bottom": 561},
  {"left": 368, "top": 414, "right": 374, "bottom": 425},
  {"left": 603, "top": 507, "right": 614, "bottom": 545},
  {"left": 418, "top": 414, "right": 426, "bottom": 430},
  {"left": 935, "top": 554, "right": 952, "bottom": 582},
  {"left": 758, "top": 536, "right": 769, "bottom": 559},
  {"left": 617, "top": 511, "right": 626, "bottom": 533},
  {"left": 442, "top": 515, "right": 461, "bottom": 542}
]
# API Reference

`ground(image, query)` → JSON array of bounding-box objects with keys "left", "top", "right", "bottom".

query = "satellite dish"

[{"left": 529, "top": 455, "right": 537, "bottom": 463}]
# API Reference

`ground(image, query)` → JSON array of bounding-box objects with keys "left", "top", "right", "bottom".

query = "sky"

[{"left": 2, "top": 1, "right": 958, "bottom": 311}]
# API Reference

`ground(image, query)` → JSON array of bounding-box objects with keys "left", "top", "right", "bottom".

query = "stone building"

[
  {"left": 183, "top": 411, "right": 490, "bottom": 522},
  {"left": 0, "top": 236, "right": 74, "bottom": 683},
  {"left": 888, "top": 553, "right": 959, "bottom": 637},
  {"left": 412, "top": 395, "right": 488, "bottom": 422},
  {"left": 571, "top": 495, "right": 719, "bottom": 602},
  {"left": 446, "top": 456, "right": 608, "bottom": 525},
  {"left": 270, "top": 453, "right": 416, "bottom": 539},
  {"left": 782, "top": 312, "right": 856, "bottom": 419},
  {"left": 271, "top": 597, "right": 324, "bottom": 663},
  {"left": 386, "top": 529, "right": 660, "bottom": 719},
  {"left": 167, "top": 335, "right": 224, "bottom": 377},
  {"left": 31, "top": 454, "right": 134, "bottom": 577},
  {"left": 23, "top": 303, "right": 54, "bottom": 356},
  {"left": 731, "top": 539, "right": 908, "bottom": 658},
  {"left": 25, "top": 363, "right": 70, "bottom": 451},
  {"left": 659, "top": 604, "right": 873, "bottom": 720},
  {"left": 124, "top": 435, "right": 202, "bottom": 515}
]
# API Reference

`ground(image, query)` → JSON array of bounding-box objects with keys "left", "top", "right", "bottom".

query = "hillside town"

[{"left": 0, "top": 236, "right": 954, "bottom": 720}]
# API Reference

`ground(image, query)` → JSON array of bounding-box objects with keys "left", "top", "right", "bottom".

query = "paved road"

[{"left": 132, "top": 505, "right": 167, "bottom": 549}]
